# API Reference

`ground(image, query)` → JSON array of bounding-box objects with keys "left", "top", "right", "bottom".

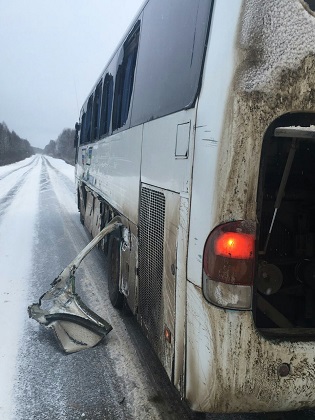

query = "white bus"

[{"left": 74, "top": 0, "right": 315, "bottom": 413}]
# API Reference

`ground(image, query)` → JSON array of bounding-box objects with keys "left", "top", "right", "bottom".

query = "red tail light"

[
  {"left": 215, "top": 232, "right": 255, "bottom": 260},
  {"left": 203, "top": 220, "right": 256, "bottom": 309}
]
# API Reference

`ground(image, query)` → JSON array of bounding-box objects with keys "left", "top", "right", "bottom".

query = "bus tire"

[{"left": 108, "top": 234, "right": 124, "bottom": 309}]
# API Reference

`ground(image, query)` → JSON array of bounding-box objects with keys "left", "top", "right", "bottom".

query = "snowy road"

[{"left": 0, "top": 155, "right": 314, "bottom": 420}]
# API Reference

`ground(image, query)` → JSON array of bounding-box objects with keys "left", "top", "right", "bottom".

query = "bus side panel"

[
  {"left": 141, "top": 110, "right": 195, "bottom": 194},
  {"left": 76, "top": 125, "right": 143, "bottom": 225},
  {"left": 138, "top": 186, "right": 180, "bottom": 379},
  {"left": 174, "top": 194, "right": 190, "bottom": 396},
  {"left": 186, "top": 282, "right": 315, "bottom": 412},
  {"left": 139, "top": 109, "right": 196, "bottom": 378},
  {"left": 185, "top": 0, "right": 315, "bottom": 413},
  {"left": 187, "top": 0, "right": 243, "bottom": 288}
]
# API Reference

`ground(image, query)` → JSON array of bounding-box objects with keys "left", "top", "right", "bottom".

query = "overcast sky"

[{"left": 0, "top": 0, "right": 144, "bottom": 148}]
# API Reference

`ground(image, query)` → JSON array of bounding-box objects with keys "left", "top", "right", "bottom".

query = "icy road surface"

[{"left": 0, "top": 155, "right": 314, "bottom": 420}]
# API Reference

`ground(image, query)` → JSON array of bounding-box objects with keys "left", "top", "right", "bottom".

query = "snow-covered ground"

[
  {"left": 0, "top": 156, "right": 36, "bottom": 179},
  {"left": 0, "top": 155, "right": 196, "bottom": 420},
  {"left": 0, "top": 155, "right": 312, "bottom": 420},
  {"left": 0, "top": 156, "right": 40, "bottom": 419},
  {"left": 44, "top": 156, "right": 75, "bottom": 183}
]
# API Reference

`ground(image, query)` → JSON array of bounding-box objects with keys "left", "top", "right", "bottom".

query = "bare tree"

[
  {"left": 43, "top": 129, "right": 76, "bottom": 165},
  {"left": 0, "top": 122, "right": 34, "bottom": 166}
]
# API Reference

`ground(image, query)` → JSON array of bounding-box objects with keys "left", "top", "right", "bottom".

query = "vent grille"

[{"left": 138, "top": 187, "right": 165, "bottom": 348}]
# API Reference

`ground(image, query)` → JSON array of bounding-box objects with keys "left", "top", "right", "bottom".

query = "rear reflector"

[{"left": 203, "top": 220, "right": 256, "bottom": 310}]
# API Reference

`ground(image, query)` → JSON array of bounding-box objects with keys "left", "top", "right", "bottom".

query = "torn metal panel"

[{"left": 28, "top": 217, "right": 122, "bottom": 353}]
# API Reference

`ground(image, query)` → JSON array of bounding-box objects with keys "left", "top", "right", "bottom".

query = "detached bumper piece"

[
  {"left": 28, "top": 217, "right": 122, "bottom": 353},
  {"left": 28, "top": 275, "right": 112, "bottom": 353}
]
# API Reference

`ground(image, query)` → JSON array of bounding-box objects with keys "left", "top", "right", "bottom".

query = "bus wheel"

[{"left": 108, "top": 234, "right": 124, "bottom": 309}]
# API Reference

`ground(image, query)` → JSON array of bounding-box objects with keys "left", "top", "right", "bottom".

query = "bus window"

[
  {"left": 112, "top": 21, "right": 140, "bottom": 131},
  {"left": 80, "top": 112, "right": 86, "bottom": 145},
  {"left": 92, "top": 81, "right": 102, "bottom": 141},
  {"left": 85, "top": 95, "right": 93, "bottom": 143},
  {"left": 100, "top": 73, "right": 113, "bottom": 137},
  {"left": 131, "top": 0, "right": 212, "bottom": 126}
]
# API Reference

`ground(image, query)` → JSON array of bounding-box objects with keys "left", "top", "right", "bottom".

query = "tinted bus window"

[
  {"left": 84, "top": 95, "right": 93, "bottom": 143},
  {"left": 92, "top": 81, "right": 102, "bottom": 141},
  {"left": 112, "top": 21, "right": 140, "bottom": 131},
  {"left": 80, "top": 112, "right": 86, "bottom": 145},
  {"left": 100, "top": 73, "right": 113, "bottom": 137},
  {"left": 131, "top": 0, "right": 212, "bottom": 126}
]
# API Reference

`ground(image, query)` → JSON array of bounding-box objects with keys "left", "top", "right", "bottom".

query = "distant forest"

[
  {"left": 0, "top": 122, "right": 34, "bottom": 166},
  {"left": 0, "top": 122, "right": 76, "bottom": 166},
  {"left": 43, "top": 128, "right": 76, "bottom": 165}
]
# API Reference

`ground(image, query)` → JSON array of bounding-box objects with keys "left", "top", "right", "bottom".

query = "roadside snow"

[
  {"left": 0, "top": 158, "right": 38, "bottom": 201},
  {"left": 0, "top": 158, "right": 41, "bottom": 420},
  {"left": 0, "top": 156, "right": 195, "bottom": 420},
  {"left": 44, "top": 157, "right": 77, "bottom": 215},
  {"left": 44, "top": 155, "right": 75, "bottom": 183},
  {"left": 0, "top": 156, "right": 36, "bottom": 178}
]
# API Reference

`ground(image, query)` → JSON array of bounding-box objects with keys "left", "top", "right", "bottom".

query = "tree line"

[
  {"left": 0, "top": 122, "right": 76, "bottom": 167},
  {"left": 43, "top": 128, "right": 76, "bottom": 165},
  {"left": 0, "top": 122, "right": 34, "bottom": 166}
]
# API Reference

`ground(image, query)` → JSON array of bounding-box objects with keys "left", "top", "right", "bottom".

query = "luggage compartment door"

[{"left": 138, "top": 185, "right": 180, "bottom": 379}]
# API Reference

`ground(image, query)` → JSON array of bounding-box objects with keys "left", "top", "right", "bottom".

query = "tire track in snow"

[
  {"left": 0, "top": 156, "right": 42, "bottom": 420},
  {"left": 0, "top": 155, "right": 37, "bottom": 181},
  {"left": 15, "top": 156, "right": 127, "bottom": 419},
  {"left": 0, "top": 156, "right": 40, "bottom": 217},
  {"left": 43, "top": 155, "right": 75, "bottom": 187}
]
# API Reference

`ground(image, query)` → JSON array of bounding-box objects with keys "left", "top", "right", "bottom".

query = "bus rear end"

[{"left": 185, "top": 0, "right": 315, "bottom": 412}]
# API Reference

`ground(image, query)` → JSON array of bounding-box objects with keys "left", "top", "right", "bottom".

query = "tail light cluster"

[{"left": 202, "top": 220, "right": 256, "bottom": 310}]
